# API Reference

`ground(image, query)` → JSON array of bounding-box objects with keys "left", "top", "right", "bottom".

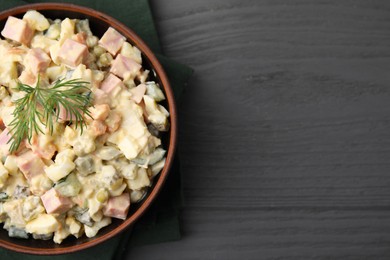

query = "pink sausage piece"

[
  {"left": 103, "top": 193, "right": 130, "bottom": 220},
  {"left": 16, "top": 150, "right": 45, "bottom": 181},
  {"left": 110, "top": 54, "right": 141, "bottom": 79},
  {"left": 130, "top": 83, "right": 146, "bottom": 104},
  {"left": 1, "top": 16, "right": 34, "bottom": 45},
  {"left": 98, "top": 27, "right": 126, "bottom": 56},
  {"left": 0, "top": 128, "right": 11, "bottom": 155},
  {"left": 25, "top": 48, "right": 51, "bottom": 74},
  {"left": 57, "top": 38, "right": 88, "bottom": 68},
  {"left": 41, "top": 188, "right": 74, "bottom": 214},
  {"left": 100, "top": 73, "right": 123, "bottom": 95}
]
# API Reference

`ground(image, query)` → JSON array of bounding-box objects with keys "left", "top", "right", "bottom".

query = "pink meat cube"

[
  {"left": 93, "top": 88, "right": 109, "bottom": 105},
  {"left": 41, "top": 188, "right": 74, "bottom": 214},
  {"left": 106, "top": 111, "right": 122, "bottom": 133},
  {"left": 89, "top": 104, "right": 110, "bottom": 121},
  {"left": 57, "top": 39, "right": 88, "bottom": 67},
  {"left": 25, "top": 48, "right": 51, "bottom": 74},
  {"left": 0, "top": 128, "right": 11, "bottom": 155},
  {"left": 16, "top": 150, "right": 45, "bottom": 181},
  {"left": 98, "top": 27, "right": 126, "bottom": 56},
  {"left": 57, "top": 103, "right": 76, "bottom": 122},
  {"left": 110, "top": 54, "right": 141, "bottom": 79},
  {"left": 25, "top": 134, "right": 56, "bottom": 160},
  {"left": 1, "top": 16, "right": 34, "bottom": 45},
  {"left": 18, "top": 70, "right": 36, "bottom": 85},
  {"left": 90, "top": 120, "right": 107, "bottom": 136},
  {"left": 103, "top": 193, "right": 130, "bottom": 220},
  {"left": 100, "top": 73, "right": 123, "bottom": 95},
  {"left": 130, "top": 83, "right": 146, "bottom": 103},
  {"left": 72, "top": 32, "right": 87, "bottom": 45}
]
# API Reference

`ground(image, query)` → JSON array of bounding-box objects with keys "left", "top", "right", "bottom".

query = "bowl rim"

[{"left": 0, "top": 2, "right": 177, "bottom": 255}]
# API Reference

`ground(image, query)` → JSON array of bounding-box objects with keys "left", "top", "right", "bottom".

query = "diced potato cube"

[
  {"left": 4, "top": 155, "right": 18, "bottom": 174},
  {"left": 46, "top": 65, "right": 67, "bottom": 82},
  {"left": 59, "top": 18, "right": 75, "bottom": 43},
  {"left": 23, "top": 10, "right": 50, "bottom": 31},
  {"left": 66, "top": 216, "right": 82, "bottom": 237},
  {"left": 120, "top": 42, "right": 142, "bottom": 64},
  {"left": 29, "top": 173, "right": 53, "bottom": 196},
  {"left": 26, "top": 214, "right": 59, "bottom": 234},
  {"left": 45, "top": 23, "right": 60, "bottom": 39},
  {"left": 126, "top": 168, "right": 150, "bottom": 190},
  {"left": 0, "top": 162, "right": 9, "bottom": 189},
  {"left": 31, "top": 35, "right": 57, "bottom": 53},
  {"left": 45, "top": 160, "right": 75, "bottom": 182},
  {"left": 84, "top": 217, "right": 111, "bottom": 238}
]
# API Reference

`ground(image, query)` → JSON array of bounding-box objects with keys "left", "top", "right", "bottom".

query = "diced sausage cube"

[
  {"left": 103, "top": 193, "right": 130, "bottom": 220},
  {"left": 18, "top": 70, "right": 36, "bottom": 85},
  {"left": 41, "top": 188, "right": 74, "bottom": 214},
  {"left": 57, "top": 103, "right": 79, "bottom": 122},
  {"left": 25, "top": 48, "right": 51, "bottom": 74},
  {"left": 1, "top": 16, "right": 34, "bottom": 45},
  {"left": 105, "top": 111, "right": 122, "bottom": 133},
  {"left": 100, "top": 73, "right": 123, "bottom": 95},
  {"left": 72, "top": 32, "right": 87, "bottom": 45},
  {"left": 26, "top": 134, "right": 57, "bottom": 160},
  {"left": 0, "top": 128, "right": 11, "bottom": 155},
  {"left": 89, "top": 104, "right": 110, "bottom": 121},
  {"left": 93, "top": 88, "right": 110, "bottom": 105},
  {"left": 110, "top": 54, "right": 141, "bottom": 79},
  {"left": 98, "top": 27, "right": 126, "bottom": 56},
  {"left": 90, "top": 120, "right": 107, "bottom": 136},
  {"left": 57, "top": 39, "right": 89, "bottom": 68},
  {"left": 16, "top": 150, "right": 45, "bottom": 181},
  {"left": 130, "top": 83, "right": 146, "bottom": 103}
]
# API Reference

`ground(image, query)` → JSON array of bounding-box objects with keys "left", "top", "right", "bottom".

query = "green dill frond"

[{"left": 7, "top": 77, "right": 93, "bottom": 152}]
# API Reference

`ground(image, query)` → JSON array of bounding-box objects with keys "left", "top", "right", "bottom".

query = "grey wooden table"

[{"left": 126, "top": 0, "right": 390, "bottom": 259}]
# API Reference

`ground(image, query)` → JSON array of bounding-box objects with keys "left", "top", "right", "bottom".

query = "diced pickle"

[
  {"left": 73, "top": 207, "right": 94, "bottom": 227},
  {"left": 32, "top": 233, "right": 53, "bottom": 240},
  {"left": 145, "top": 82, "right": 165, "bottom": 102},
  {"left": 130, "top": 189, "right": 146, "bottom": 203},
  {"left": 97, "top": 53, "right": 113, "bottom": 68},
  {"left": 95, "top": 146, "right": 121, "bottom": 161},
  {"left": 131, "top": 148, "right": 166, "bottom": 167},
  {"left": 13, "top": 185, "right": 30, "bottom": 199},
  {"left": 8, "top": 226, "right": 29, "bottom": 239},
  {"left": 54, "top": 173, "right": 81, "bottom": 197},
  {"left": 0, "top": 192, "right": 8, "bottom": 202},
  {"left": 151, "top": 158, "right": 166, "bottom": 178},
  {"left": 76, "top": 19, "right": 93, "bottom": 36},
  {"left": 75, "top": 156, "right": 95, "bottom": 176},
  {"left": 147, "top": 123, "right": 160, "bottom": 137}
]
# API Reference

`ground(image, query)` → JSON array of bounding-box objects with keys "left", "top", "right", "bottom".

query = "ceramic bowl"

[{"left": 0, "top": 3, "right": 176, "bottom": 255}]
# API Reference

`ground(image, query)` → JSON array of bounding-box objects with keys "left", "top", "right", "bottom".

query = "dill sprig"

[{"left": 7, "top": 77, "right": 92, "bottom": 152}]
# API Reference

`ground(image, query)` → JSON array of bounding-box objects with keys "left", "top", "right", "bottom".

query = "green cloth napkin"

[{"left": 0, "top": 0, "right": 192, "bottom": 259}]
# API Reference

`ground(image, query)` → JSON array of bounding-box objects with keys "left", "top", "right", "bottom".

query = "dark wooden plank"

[
  {"left": 125, "top": 0, "right": 390, "bottom": 259},
  {"left": 128, "top": 208, "right": 390, "bottom": 260},
  {"left": 152, "top": 0, "right": 390, "bottom": 208}
]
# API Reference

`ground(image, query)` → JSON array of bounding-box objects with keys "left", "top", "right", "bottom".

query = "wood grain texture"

[{"left": 126, "top": 0, "right": 390, "bottom": 259}]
